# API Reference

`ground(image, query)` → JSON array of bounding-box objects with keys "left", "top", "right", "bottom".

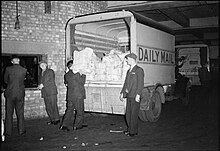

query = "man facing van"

[
  {"left": 120, "top": 53, "right": 144, "bottom": 137},
  {"left": 59, "top": 60, "right": 87, "bottom": 131}
]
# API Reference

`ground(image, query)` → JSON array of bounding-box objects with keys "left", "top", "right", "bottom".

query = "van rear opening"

[{"left": 68, "top": 16, "right": 131, "bottom": 84}]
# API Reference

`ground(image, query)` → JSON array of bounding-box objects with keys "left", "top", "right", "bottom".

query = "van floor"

[{"left": 1, "top": 81, "right": 219, "bottom": 151}]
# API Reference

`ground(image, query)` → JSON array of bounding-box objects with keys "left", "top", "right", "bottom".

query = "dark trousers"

[
  {"left": 125, "top": 97, "right": 140, "bottom": 135},
  {"left": 5, "top": 97, "right": 25, "bottom": 135},
  {"left": 62, "top": 98, "right": 84, "bottom": 128},
  {"left": 44, "top": 95, "right": 60, "bottom": 122},
  {"left": 200, "top": 81, "right": 210, "bottom": 104}
]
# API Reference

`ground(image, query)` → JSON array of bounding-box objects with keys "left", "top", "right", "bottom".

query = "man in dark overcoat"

[
  {"left": 38, "top": 60, "right": 60, "bottom": 125},
  {"left": 198, "top": 62, "right": 211, "bottom": 104},
  {"left": 120, "top": 53, "right": 144, "bottom": 137},
  {"left": 4, "top": 55, "right": 27, "bottom": 136},
  {"left": 59, "top": 60, "right": 86, "bottom": 131}
]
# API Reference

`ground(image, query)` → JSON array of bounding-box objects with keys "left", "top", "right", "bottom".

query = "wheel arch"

[{"left": 155, "top": 83, "right": 165, "bottom": 104}]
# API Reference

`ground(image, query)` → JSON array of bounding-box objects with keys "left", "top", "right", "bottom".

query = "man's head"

[
  {"left": 202, "top": 62, "right": 208, "bottom": 67},
  {"left": 39, "top": 60, "right": 48, "bottom": 71},
  {"left": 66, "top": 60, "right": 73, "bottom": 69},
  {"left": 125, "top": 53, "right": 137, "bottom": 66},
  {"left": 11, "top": 55, "right": 20, "bottom": 64}
]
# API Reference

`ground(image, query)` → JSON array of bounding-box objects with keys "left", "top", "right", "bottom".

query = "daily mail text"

[{"left": 138, "top": 46, "right": 175, "bottom": 65}]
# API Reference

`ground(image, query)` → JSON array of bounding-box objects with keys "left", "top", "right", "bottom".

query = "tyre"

[{"left": 139, "top": 90, "right": 162, "bottom": 122}]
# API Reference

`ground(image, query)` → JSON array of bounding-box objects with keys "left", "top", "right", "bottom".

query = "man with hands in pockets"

[
  {"left": 38, "top": 60, "right": 60, "bottom": 125},
  {"left": 120, "top": 53, "right": 144, "bottom": 137}
]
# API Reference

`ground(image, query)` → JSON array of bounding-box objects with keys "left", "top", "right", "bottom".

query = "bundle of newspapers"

[{"left": 72, "top": 47, "right": 130, "bottom": 82}]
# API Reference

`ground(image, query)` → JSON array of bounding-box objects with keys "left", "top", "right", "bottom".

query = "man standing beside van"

[
  {"left": 198, "top": 62, "right": 211, "bottom": 104},
  {"left": 120, "top": 53, "right": 144, "bottom": 137}
]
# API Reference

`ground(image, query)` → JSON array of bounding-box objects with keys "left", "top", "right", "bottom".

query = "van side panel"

[{"left": 135, "top": 23, "right": 175, "bottom": 86}]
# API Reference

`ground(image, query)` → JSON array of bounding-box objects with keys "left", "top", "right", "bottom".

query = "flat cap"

[
  {"left": 39, "top": 60, "right": 47, "bottom": 65},
  {"left": 125, "top": 53, "right": 137, "bottom": 60},
  {"left": 11, "top": 55, "right": 19, "bottom": 60},
  {"left": 66, "top": 60, "right": 73, "bottom": 68}
]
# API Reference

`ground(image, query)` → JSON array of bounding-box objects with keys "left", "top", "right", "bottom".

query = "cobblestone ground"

[{"left": 1, "top": 82, "right": 219, "bottom": 151}]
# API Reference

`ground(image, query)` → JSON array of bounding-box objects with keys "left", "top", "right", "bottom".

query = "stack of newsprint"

[{"left": 72, "top": 47, "right": 130, "bottom": 82}]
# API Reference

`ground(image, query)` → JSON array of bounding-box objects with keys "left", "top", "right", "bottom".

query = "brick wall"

[{"left": 1, "top": 1, "right": 107, "bottom": 120}]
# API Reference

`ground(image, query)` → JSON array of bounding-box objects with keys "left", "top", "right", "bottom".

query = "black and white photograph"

[{"left": 1, "top": 1, "right": 219, "bottom": 151}]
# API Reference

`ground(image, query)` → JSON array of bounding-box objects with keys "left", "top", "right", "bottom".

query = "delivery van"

[
  {"left": 65, "top": 10, "right": 177, "bottom": 122},
  {"left": 175, "top": 44, "right": 210, "bottom": 85}
]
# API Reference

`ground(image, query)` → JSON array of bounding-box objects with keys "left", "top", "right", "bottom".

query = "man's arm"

[
  {"left": 120, "top": 70, "right": 129, "bottom": 97},
  {"left": 4, "top": 67, "right": 9, "bottom": 84},
  {"left": 136, "top": 67, "right": 144, "bottom": 96},
  {"left": 78, "top": 74, "right": 86, "bottom": 85},
  {"left": 64, "top": 73, "right": 67, "bottom": 86}
]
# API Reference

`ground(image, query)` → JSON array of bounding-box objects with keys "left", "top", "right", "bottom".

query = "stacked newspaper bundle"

[
  {"left": 73, "top": 47, "right": 129, "bottom": 82},
  {"left": 73, "top": 47, "right": 97, "bottom": 80},
  {"left": 101, "top": 49, "right": 129, "bottom": 81}
]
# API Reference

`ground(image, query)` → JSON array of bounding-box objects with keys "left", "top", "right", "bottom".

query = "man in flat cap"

[
  {"left": 4, "top": 55, "right": 27, "bottom": 136},
  {"left": 38, "top": 60, "right": 60, "bottom": 125},
  {"left": 59, "top": 59, "right": 87, "bottom": 131},
  {"left": 120, "top": 53, "right": 144, "bottom": 137}
]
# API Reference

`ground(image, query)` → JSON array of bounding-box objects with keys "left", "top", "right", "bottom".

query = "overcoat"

[
  {"left": 40, "top": 68, "right": 58, "bottom": 98},
  {"left": 120, "top": 65, "right": 144, "bottom": 98},
  {"left": 64, "top": 71, "right": 86, "bottom": 100},
  {"left": 4, "top": 64, "right": 27, "bottom": 99}
]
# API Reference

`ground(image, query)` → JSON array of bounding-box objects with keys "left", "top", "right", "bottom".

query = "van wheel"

[{"left": 139, "top": 90, "right": 162, "bottom": 122}]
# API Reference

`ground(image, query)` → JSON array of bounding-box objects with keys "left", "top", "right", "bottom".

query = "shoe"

[
  {"left": 19, "top": 131, "right": 26, "bottom": 135},
  {"left": 73, "top": 125, "right": 88, "bottom": 131},
  {"left": 127, "top": 133, "right": 138, "bottom": 137},
  {"left": 47, "top": 121, "right": 55, "bottom": 125},
  {"left": 73, "top": 126, "right": 80, "bottom": 130},
  {"left": 82, "top": 124, "right": 88, "bottom": 128},
  {"left": 123, "top": 131, "right": 129, "bottom": 135},
  {"left": 59, "top": 126, "right": 70, "bottom": 131},
  {"left": 53, "top": 120, "right": 60, "bottom": 125}
]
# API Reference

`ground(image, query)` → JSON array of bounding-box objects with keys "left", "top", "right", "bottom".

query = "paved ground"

[{"left": 1, "top": 82, "right": 219, "bottom": 151}]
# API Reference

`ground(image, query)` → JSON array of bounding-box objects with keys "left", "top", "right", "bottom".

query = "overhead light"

[
  {"left": 15, "top": 1, "right": 20, "bottom": 29},
  {"left": 15, "top": 17, "right": 20, "bottom": 29}
]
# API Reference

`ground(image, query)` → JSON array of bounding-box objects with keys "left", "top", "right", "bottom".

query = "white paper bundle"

[
  {"left": 73, "top": 47, "right": 94, "bottom": 74},
  {"left": 73, "top": 47, "right": 130, "bottom": 82},
  {"left": 94, "top": 62, "right": 106, "bottom": 81}
]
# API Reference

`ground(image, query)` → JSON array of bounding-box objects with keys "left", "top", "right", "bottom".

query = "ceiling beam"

[
  {"left": 191, "top": 32, "right": 204, "bottom": 40},
  {"left": 157, "top": 8, "right": 189, "bottom": 27},
  {"left": 175, "top": 39, "right": 219, "bottom": 46},
  {"left": 175, "top": 34, "right": 218, "bottom": 44},
  {"left": 107, "top": 1, "right": 219, "bottom": 12},
  {"left": 174, "top": 26, "right": 219, "bottom": 35}
]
